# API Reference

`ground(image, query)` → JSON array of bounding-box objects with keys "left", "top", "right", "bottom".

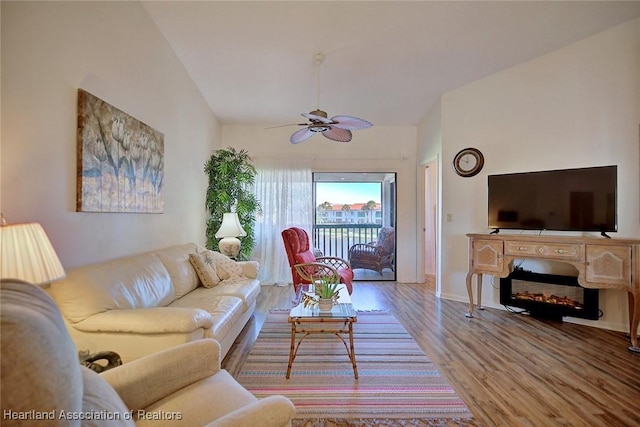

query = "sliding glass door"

[{"left": 313, "top": 172, "right": 396, "bottom": 281}]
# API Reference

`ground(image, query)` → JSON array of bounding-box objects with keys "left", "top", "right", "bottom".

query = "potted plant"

[
  {"left": 302, "top": 276, "right": 341, "bottom": 311},
  {"left": 204, "top": 147, "right": 260, "bottom": 261}
]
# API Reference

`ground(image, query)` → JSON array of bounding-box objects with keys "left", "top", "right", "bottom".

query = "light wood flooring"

[
  {"left": 222, "top": 281, "right": 640, "bottom": 427},
  {"left": 352, "top": 267, "right": 395, "bottom": 281}
]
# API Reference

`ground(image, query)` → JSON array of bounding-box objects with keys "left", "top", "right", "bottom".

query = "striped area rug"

[{"left": 235, "top": 310, "right": 479, "bottom": 427}]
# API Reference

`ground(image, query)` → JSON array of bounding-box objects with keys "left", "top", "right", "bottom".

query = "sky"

[{"left": 315, "top": 182, "right": 381, "bottom": 205}]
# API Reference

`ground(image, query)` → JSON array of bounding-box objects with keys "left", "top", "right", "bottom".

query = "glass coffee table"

[{"left": 287, "top": 285, "right": 358, "bottom": 379}]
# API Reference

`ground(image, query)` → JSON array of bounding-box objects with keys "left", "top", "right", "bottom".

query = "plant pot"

[{"left": 318, "top": 298, "right": 334, "bottom": 312}]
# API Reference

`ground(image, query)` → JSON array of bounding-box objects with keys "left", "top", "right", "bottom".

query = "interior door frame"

[{"left": 419, "top": 157, "right": 441, "bottom": 295}]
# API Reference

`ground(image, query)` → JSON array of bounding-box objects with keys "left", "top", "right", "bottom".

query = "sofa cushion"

[
  {"left": 238, "top": 261, "right": 259, "bottom": 279},
  {"left": 135, "top": 370, "right": 258, "bottom": 427},
  {"left": 185, "top": 278, "right": 261, "bottom": 313},
  {"left": 169, "top": 293, "right": 244, "bottom": 339},
  {"left": 72, "top": 307, "right": 214, "bottom": 334},
  {"left": 189, "top": 252, "right": 221, "bottom": 288},
  {"left": 49, "top": 252, "right": 174, "bottom": 323},
  {"left": 154, "top": 243, "right": 201, "bottom": 298}
]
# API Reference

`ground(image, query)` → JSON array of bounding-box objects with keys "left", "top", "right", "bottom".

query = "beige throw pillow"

[
  {"left": 190, "top": 249, "right": 245, "bottom": 287},
  {"left": 189, "top": 252, "right": 221, "bottom": 288},
  {"left": 209, "top": 250, "right": 243, "bottom": 280}
]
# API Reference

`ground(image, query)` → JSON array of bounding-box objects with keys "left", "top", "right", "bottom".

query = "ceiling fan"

[{"left": 278, "top": 53, "right": 373, "bottom": 144}]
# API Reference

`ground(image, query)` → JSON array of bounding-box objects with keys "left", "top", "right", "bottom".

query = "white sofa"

[
  {"left": 2, "top": 280, "right": 295, "bottom": 427},
  {"left": 49, "top": 243, "right": 260, "bottom": 362}
]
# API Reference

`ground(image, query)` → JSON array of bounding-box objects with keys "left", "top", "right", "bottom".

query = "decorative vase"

[{"left": 318, "top": 298, "right": 334, "bottom": 312}]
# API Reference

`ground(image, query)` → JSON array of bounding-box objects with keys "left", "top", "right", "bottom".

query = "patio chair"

[
  {"left": 281, "top": 227, "right": 353, "bottom": 294},
  {"left": 348, "top": 227, "right": 395, "bottom": 275}
]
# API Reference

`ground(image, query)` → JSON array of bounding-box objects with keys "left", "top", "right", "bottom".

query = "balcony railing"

[{"left": 312, "top": 224, "right": 382, "bottom": 260}]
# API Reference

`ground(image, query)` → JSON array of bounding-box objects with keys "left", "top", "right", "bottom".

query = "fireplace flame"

[{"left": 512, "top": 292, "right": 583, "bottom": 309}]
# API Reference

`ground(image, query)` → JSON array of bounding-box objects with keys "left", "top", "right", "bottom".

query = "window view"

[
  {"left": 313, "top": 173, "right": 396, "bottom": 281},
  {"left": 316, "top": 182, "right": 382, "bottom": 225}
]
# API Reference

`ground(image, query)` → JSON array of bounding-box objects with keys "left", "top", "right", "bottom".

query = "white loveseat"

[{"left": 48, "top": 243, "right": 260, "bottom": 362}]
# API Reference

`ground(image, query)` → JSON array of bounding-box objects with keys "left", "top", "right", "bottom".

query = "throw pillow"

[
  {"left": 189, "top": 252, "right": 221, "bottom": 288},
  {"left": 208, "top": 250, "right": 243, "bottom": 280},
  {"left": 294, "top": 250, "right": 316, "bottom": 264}
]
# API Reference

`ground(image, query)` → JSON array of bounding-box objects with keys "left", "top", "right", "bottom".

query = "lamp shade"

[
  {"left": 0, "top": 222, "right": 66, "bottom": 286},
  {"left": 215, "top": 213, "right": 247, "bottom": 238}
]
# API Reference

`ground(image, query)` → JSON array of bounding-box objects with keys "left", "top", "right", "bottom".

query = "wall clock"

[{"left": 453, "top": 147, "right": 484, "bottom": 177}]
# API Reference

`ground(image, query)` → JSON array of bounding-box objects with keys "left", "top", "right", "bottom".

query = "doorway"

[
  {"left": 423, "top": 162, "right": 438, "bottom": 289},
  {"left": 313, "top": 172, "right": 397, "bottom": 281}
]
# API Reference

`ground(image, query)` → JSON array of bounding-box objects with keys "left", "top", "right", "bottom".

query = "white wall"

[
  {"left": 437, "top": 18, "right": 640, "bottom": 332},
  {"left": 1, "top": 1, "right": 220, "bottom": 268},
  {"left": 221, "top": 124, "right": 420, "bottom": 283}
]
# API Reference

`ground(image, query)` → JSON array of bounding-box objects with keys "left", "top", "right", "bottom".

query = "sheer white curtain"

[{"left": 252, "top": 157, "right": 313, "bottom": 286}]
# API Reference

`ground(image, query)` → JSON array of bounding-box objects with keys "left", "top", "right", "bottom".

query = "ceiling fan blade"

[
  {"left": 323, "top": 127, "right": 352, "bottom": 143},
  {"left": 302, "top": 112, "right": 333, "bottom": 124},
  {"left": 265, "top": 123, "right": 307, "bottom": 129},
  {"left": 330, "top": 115, "right": 373, "bottom": 130},
  {"left": 290, "top": 128, "right": 316, "bottom": 144}
]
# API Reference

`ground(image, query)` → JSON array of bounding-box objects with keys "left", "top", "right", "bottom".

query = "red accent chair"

[{"left": 281, "top": 227, "right": 354, "bottom": 294}]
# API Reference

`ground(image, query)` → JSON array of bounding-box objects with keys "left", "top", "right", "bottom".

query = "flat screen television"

[{"left": 488, "top": 165, "right": 617, "bottom": 234}]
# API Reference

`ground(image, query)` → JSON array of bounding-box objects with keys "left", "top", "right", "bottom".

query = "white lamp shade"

[
  {"left": 1, "top": 223, "right": 66, "bottom": 286},
  {"left": 215, "top": 213, "right": 247, "bottom": 238}
]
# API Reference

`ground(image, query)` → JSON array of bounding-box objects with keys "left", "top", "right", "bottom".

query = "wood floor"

[{"left": 222, "top": 281, "right": 640, "bottom": 427}]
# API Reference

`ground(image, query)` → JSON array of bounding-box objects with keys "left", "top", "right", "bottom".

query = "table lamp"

[
  {"left": 0, "top": 221, "right": 66, "bottom": 286},
  {"left": 215, "top": 212, "right": 247, "bottom": 258}
]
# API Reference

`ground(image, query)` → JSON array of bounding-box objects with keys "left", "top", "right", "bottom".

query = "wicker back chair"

[{"left": 348, "top": 227, "right": 395, "bottom": 275}]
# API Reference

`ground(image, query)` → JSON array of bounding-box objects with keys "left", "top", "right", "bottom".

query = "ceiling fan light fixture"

[
  {"left": 279, "top": 52, "right": 373, "bottom": 144},
  {"left": 309, "top": 124, "right": 331, "bottom": 132}
]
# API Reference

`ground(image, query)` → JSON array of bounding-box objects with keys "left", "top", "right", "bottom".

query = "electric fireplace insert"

[{"left": 500, "top": 269, "right": 600, "bottom": 321}]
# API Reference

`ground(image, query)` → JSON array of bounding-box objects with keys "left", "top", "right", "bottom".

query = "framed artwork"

[{"left": 77, "top": 89, "right": 164, "bottom": 213}]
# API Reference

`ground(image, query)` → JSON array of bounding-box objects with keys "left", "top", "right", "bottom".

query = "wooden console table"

[{"left": 465, "top": 233, "right": 640, "bottom": 353}]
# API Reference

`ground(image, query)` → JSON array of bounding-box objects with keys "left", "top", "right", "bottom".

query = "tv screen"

[{"left": 488, "top": 165, "right": 617, "bottom": 233}]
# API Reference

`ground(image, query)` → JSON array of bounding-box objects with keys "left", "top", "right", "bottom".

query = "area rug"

[{"left": 235, "top": 310, "right": 479, "bottom": 427}]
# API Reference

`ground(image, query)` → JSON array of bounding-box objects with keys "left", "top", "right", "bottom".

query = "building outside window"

[{"left": 313, "top": 172, "right": 396, "bottom": 281}]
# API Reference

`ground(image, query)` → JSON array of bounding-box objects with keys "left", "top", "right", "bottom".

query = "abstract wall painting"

[{"left": 77, "top": 89, "right": 164, "bottom": 213}]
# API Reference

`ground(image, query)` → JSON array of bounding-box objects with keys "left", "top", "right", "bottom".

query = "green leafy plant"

[
  {"left": 302, "top": 276, "right": 341, "bottom": 308},
  {"left": 204, "top": 147, "right": 260, "bottom": 261}
]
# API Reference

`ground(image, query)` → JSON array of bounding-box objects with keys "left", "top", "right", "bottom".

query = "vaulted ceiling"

[{"left": 143, "top": 1, "right": 640, "bottom": 127}]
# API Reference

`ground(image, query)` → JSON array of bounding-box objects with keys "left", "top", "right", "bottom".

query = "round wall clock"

[{"left": 453, "top": 147, "right": 484, "bottom": 177}]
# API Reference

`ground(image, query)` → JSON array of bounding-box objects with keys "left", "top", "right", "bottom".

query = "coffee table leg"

[
  {"left": 349, "top": 320, "right": 358, "bottom": 379},
  {"left": 286, "top": 321, "right": 296, "bottom": 379}
]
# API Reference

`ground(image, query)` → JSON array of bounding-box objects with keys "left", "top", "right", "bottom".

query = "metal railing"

[{"left": 312, "top": 224, "right": 382, "bottom": 260}]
